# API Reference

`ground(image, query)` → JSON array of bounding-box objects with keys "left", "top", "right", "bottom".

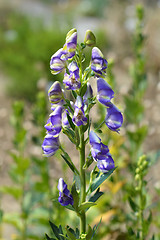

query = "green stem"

[
  {"left": 79, "top": 126, "right": 86, "bottom": 234},
  {"left": 139, "top": 177, "right": 144, "bottom": 240}
]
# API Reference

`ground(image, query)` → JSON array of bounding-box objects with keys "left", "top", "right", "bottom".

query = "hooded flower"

[
  {"left": 58, "top": 178, "right": 74, "bottom": 206},
  {"left": 42, "top": 134, "right": 59, "bottom": 157},
  {"left": 89, "top": 131, "right": 109, "bottom": 159},
  {"left": 63, "top": 61, "right": 81, "bottom": 90},
  {"left": 91, "top": 47, "right": 108, "bottom": 76},
  {"left": 105, "top": 103, "right": 123, "bottom": 132},
  {"left": 72, "top": 96, "right": 87, "bottom": 126},
  {"left": 48, "top": 81, "right": 63, "bottom": 104},
  {"left": 97, "top": 78, "right": 114, "bottom": 106},
  {"left": 63, "top": 28, "right": 77, "bottom": 60},
  {"left": 97, "top": 154, "right": 115, "bottom": 173},
  {"left": 89, "top": 131, "right": 115, "bottom": 173},
  {"left": 50, "top": 48, "right": 67, "bottom": 75},
  {"left": 45, "top": 106, "right": 62, "bottom": 137}
]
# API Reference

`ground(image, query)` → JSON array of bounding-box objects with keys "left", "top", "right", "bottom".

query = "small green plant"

[{"left": 128, "top": 155, "right": 154, "bottom": 240}]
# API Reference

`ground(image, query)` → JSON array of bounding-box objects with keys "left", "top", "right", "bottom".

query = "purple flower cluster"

[
  {"left": 89, "top": 131, "right": 115, "bottom": 173},
  {"left": 41, "top": 28, "right": 124, "bottom": 206},
  {"left": 90, "top": 47, "right": 123, "bottom": 133}
]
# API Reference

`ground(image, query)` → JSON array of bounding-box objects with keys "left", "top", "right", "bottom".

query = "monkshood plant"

[{"left": 42, "top": 28, "right": 123, "bottom": 239}]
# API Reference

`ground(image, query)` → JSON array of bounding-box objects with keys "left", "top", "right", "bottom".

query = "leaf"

[
  {"left": 88, "top": 188, "right": 104, "bottom": 203},
  {"left": 128, "top": 197, "right": 138, "bottom": 212},
  {"left": 80, "top": 83, "right": 87, "bottom": 97},
  {"left": 66, "top": 227, "right": 76, "bottom": 240},
  {"left": 128, "top": 227, "right": 135, "bottom": 236},
  {"left": 59, "top": 225, "right": 65, "bottom": 240},
  {"left": 0, "top": 186, "right": 22, "bottom": 200},
  {"left": 61, "top": 154, "right": 79, "bottom": 175},
  {"left": 49, "top": 221, "right": 61, "bottom": 240},
  {"left": 67, "top": 114, "right": 75, "bottom": 130},
  {"left": 62, "top": 127, "right": 76, "bottom": 144},
  {"left": 78, "top": 202, "right": 96, "bottom": 212},
  {"left": 3, "top": 212, "right": 23, "bottom": 230},
  {"left": 45, "top": 234, "right": 56, "bottom": 240},
  {"left": 71, "top": 182, "right": 79, "bottom": 210},
  {"left": 86, "top": 225, "right": 93, "bottom": 240},
  {"left": 92, "top": 218, "right": 102, "bottom": 238},
  {"left": 72, "top": 90, "right": 77, "bottom": 99},
  {"left": 90, "top": 168, "right": 116, "bottom": 192},
  {"left": 64, "top": 204, "right": 75, "bottom": 212}
]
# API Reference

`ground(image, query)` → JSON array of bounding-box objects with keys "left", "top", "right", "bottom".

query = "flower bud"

[
  {"left": 135, "top": 174, "right": 140, "bottom": 181},
  {"left": 84, "top": 30, "right": 96, "bottom": 47},
  {"left": 66, "top": 28, "right": 77, "bottom": 41},
  {"left": 135, "top": 168, "right": 140, "bottom": 174},
  {"left": 138, "top": 155, "right": 146, "bottom": 166},
  {"left": 142, "top": 160, "right": 148, "bottom": 169}
]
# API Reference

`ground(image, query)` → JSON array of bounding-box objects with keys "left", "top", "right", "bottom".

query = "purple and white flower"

[
  {"left": 72, "top": 96, "right": 87, "bottom": 126},
  {"left": 42, "top": 134, "right": 59, "bottom": 157},
  {"left": 105, "top": 103, "right": 123, "bottom": 132},
  {"left": 48, "top": 81, "right": 63, "bottom": 104},
  {"left": 63, "top": 28, "right": 77, "bottom": 60},
  {"left": 91, "top": 47, "right": 108, "bottom": 76},
  {"left": 58, "top": 178, "right": 74, "bottom": 206},
  {"left": 89, "top": 131, "right": 115, "bottom": 173},
  {"left": 63, "top": 61, "right": 81, "bottom": 90},
  {"left": 45, "top": 106, "right": 62, "bottom": 137},
  {"left": 50, "top": 48, "right": 67, "bottom": 75},
  {"left": 97, "top": 78, "right": 114, "bottom": 106}
]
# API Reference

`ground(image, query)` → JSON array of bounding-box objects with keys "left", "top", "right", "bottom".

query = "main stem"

[{"left": 79, "top": 126, "right": 86, "bottom": 234}]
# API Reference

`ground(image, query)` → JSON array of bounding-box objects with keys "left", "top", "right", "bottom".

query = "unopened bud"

[
  {"left": 135, "top": 168, "right": 140, "bottom": 174},
  {"left": 66, "top": 28, "right": 77, "bottom": 41},
  {"left": 135, "top": 174, "right": 140, "bottom": 181},
  {"left": 138, "top": 155, "right": 146, "bottom": 166},
  {"left": 84, "top": 30, "right": 96, "bottom": 47}
]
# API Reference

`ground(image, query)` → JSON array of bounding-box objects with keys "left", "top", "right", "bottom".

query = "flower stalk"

[{"left": 79, "top": 126, "right": 86, "bottom": 234}]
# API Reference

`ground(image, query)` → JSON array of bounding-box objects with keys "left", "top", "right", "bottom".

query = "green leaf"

[
  {"left": 90, "top": 168, "right": 116, "bottom": 192},
  {"left": 0, "top": 186, "right": 22, "bottom": 200},
  {"left": 62, "top": 127, "right": 76, "bottom": 144},
  {"left": 92, "top": 218, "right": 102, "bottom": 238},
  {"left": 128, "top": 227, "right": 135, "bottom": 236},
  {"left": 72, "top": 90, "right": 77, "bottom": 99},
  {"left": 128, "top": 197, "right": 138, "bottom": 212},
  {"left": 80, "top": 83, "right": 87, "bottom": 97},
  {"left": 45, "top": 234, "right": 56, "bottom": 240},
  {"left": 64, "top": 204, "right": 76, "bottom": 212},
  {"left": 49, "top": 221, "right": 61, "bottom": 240},
  {"left": 83, "top": 155, "right": 93, "bottom": 169},
  {"left": 89, "top": 188, "right": 104, "bottom": 203},
  {"left": 66, "top": 227, "right": 76, "bottom": 240},
  {"left": 71, "top": 182, "right": 79, "bottom": 210},
  {"left": 86, "top": 225, "right": 93, "bottom": 240},
  {"left": 3, "top": 212, "right": 23, "bottom": 230},
  {"left": 67, "top": 114, "right": 75, "bottom": 130},
  {"left": 78, "top": 202, "right": 96, "bottom": 212},
  {"left": 61, "top": 154, "right": 79, "bottom": 175},
  {"left": 61, "top": 154, "right": 75, "bottom": 173}
]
